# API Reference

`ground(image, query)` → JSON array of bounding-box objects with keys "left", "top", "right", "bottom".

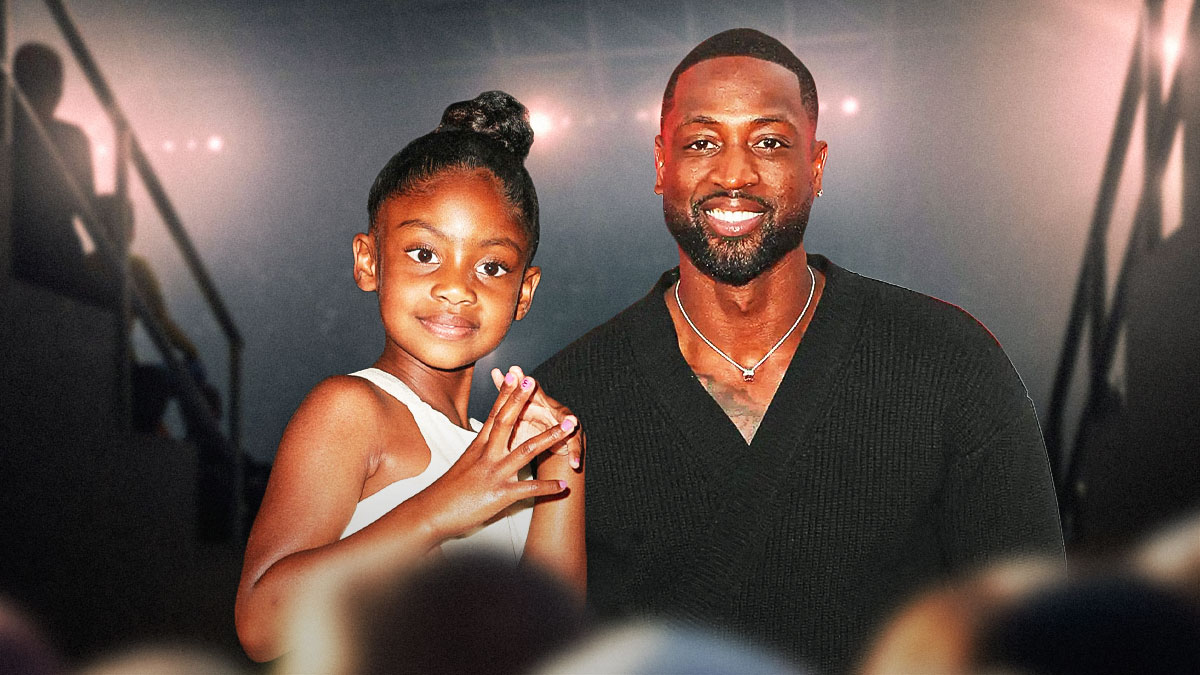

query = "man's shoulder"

[
  {"left": 535, "top": 296, "right": 649, "bottom": 380},
  {"left": 847, "top": 269, "right": 1003, "bottom": 353}
]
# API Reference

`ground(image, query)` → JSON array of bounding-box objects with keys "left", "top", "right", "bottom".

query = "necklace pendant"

[{"left": 742, "top": 369, "right": 755, "bottom": 383}]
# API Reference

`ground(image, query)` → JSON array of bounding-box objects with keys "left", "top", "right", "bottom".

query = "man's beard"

[{"left": 664, "top": 190, "right": 811, "bottom": 286}]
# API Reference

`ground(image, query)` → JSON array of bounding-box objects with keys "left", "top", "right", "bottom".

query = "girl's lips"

[{"left": 418, "top": 314, "right": 479, "bottom": 339}]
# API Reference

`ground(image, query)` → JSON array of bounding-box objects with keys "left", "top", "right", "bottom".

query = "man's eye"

[
  {"left": 684, "top": 139, "right": 717, "bottom": 151},
  {"left": 477, "top": 260, "right": 510, "bottom": 277},
  {"left": 405, "top": 247, "right": 438, "bottom": 264},
  {"left": 754, "top": 137, "right": 787, "bottom": 150}
]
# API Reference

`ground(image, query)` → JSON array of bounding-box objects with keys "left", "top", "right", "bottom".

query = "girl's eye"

[
  {"left": 477, "top": 260, "right": 510, "bottom": 277},
  {"left": 684, "top": 138, "right": 718, "bottom": 151},
  {"left": 405, "top": 247, "right": 438, "bottom": 264}
]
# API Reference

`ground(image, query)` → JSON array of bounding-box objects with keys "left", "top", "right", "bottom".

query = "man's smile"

[{"left": 699, "top": 196, "right": 769, "bottom": 238}]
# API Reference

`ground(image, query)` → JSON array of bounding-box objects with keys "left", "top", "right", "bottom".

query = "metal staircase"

[{"left": 1045, "top": 0, "right": 1200, "bottom": 544}]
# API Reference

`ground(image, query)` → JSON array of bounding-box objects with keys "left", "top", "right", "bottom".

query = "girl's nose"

[{"left": 431, "top": 266, "right": 476, "bottom": 305}]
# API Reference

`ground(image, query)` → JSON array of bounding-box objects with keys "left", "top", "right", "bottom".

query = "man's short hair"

[{"left": 661, "top": 28, "right": 819, "bottom": 130}]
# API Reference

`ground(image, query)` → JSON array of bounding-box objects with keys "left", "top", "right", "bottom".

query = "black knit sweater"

[{"left": 533, "top": 255, "right": 1065, "bottom": 673}]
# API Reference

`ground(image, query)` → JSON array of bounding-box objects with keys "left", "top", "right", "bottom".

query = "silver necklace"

[{"left": 674, "top": 264, "right": 816, "bottom": 383}]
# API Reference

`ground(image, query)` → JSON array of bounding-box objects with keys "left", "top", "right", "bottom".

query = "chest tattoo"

[{"left": 696, "top": 371, "right": 770, "bottom": 443}]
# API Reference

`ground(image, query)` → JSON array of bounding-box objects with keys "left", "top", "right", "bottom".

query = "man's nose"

[{"left": 710, "top": 144, "right": 759, "bottom": 191}]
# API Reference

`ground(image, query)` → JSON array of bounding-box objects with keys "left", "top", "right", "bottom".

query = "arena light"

[
  {"left": 529, "top": 111, "right": 553, "bottom": 137},
  {"left": 207, "top": 135, "right": 224, "bottom": 152},
  {"left": 841, "top": 97, "right": 860, "bottom": 116},
  {"left": 1165, "top": 36, "right": 1182, "bottom": 66},
  {"left": 163, "top": 140, "right": 176, "bottom": 152}
]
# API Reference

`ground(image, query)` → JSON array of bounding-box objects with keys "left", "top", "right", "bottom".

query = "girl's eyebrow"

[
  {"left": 395, "top": 220, "right": 522, "bottom": 253},
  {"left": 395, "top": 219, "right": 438, "bottom": 232},
  {"left": 477, "top": 236, "right": 524, "bottom": 253}
]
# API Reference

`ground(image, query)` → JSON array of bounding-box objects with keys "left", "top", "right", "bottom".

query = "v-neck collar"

[
  {"left": 626, "top": 254, "right": 867, "bottom": 469},
  {"left": 622, "top": 254, "right": 869, "bottom": 607}
]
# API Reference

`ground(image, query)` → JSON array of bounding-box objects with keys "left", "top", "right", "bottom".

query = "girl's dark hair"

[{"left": 367, "top": 90, "right": 540, "bottom": 260}]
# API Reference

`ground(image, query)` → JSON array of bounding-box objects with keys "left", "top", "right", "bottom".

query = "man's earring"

[{"left": 816, "top": 189, "right": 824, "bottom": 198}]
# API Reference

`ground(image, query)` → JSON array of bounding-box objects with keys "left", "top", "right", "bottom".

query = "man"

[
  {"left": 11, "top": 43, "right": 96, "bottom": 299},
  {"left": 533, "top": 28, "right": 1064, "bottom": 672}
]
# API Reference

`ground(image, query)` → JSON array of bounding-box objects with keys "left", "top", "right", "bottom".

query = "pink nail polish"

[
  {"left": 504, "top": 372, "right": 517, "bottom": 386},
  {"left": 557, "top": 480, "right": 567, "bottom": 490},
  {"left": 570, "top": 455, "right": 580, "bottom": 469},
  {"left": 521, "top": 377, "right": 533, "bottom": 390},
  {"left": 560, "top": 417, "right": 577, "bottom": 433}
]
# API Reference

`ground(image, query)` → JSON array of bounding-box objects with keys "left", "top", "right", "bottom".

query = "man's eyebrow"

[
  {"left": 679, "top": 115, "right": 719, "bottom": 127},
  {"left": 753, "top": 116, "right": 791, "bottom": 125}
]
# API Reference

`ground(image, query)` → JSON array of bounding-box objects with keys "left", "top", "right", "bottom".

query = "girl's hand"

[
  {"left": 419, "top": 370, "right": 578, "bottom": 541},
  {"left": 490, "top": 366, "right": 583, "bottom": 471}
]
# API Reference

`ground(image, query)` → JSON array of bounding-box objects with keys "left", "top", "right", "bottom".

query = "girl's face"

[{"left": 353, "top": 169, "right": 540, "bottom": 372}]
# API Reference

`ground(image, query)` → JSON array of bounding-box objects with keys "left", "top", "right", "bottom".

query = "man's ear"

[
  {"left": 653, "top": 134, "right": 666, "bottom": 196},
  {"left": 811, "top": 140, "right": 829, "bottom": 196},
  {"left": 514, "top": 265, "right": 542, "bottom": 321},
  {"left": 352, "top": 232, "right": 378, "bottom": 292}
]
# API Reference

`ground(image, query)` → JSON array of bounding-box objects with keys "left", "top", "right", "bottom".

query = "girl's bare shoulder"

[{"left": 287, "top": 374, "right": 430, "bottom": 472}]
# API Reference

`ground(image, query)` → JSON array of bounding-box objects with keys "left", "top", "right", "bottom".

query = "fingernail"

[
  {"left": 504, "top": 372, "right": 517, "bottom": 386},
  {"left": 521, "top": 377, "right": 533, "bottom": 390},
  {"left": 557, "top": 480, "right": 567, "bottom": 490},
  {"left": 560, "top": 416, "right": 577, "bottom": 433},
  {"left": 570, "top": 455, "right": 580, "bottom": 469}
]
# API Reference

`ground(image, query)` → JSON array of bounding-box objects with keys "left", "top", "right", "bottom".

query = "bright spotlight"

[
  {"left": 529, "top": 112, "right": 553, "bottom": 136},
  {"left": 841, "top": 97, "right": 859, "bottom": 116},
  {"left": 95, "top": 144, "right": 109, "bottom": 158},
  {"left": 1165, "top": 36, "right": 1182, "bottom": 65},
  {"left": 163, "top": 140, "right": 176, "bottom": 152},
  {"left": 207, "top": 135, "right": 224, "bottom": 152}
]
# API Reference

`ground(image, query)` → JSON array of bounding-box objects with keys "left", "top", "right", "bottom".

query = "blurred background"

[
  {"left": 9, "top": 0, "right": 1166, "bottom": 459},
  {"left": 5, "top": 0, "right": 1199, "bottom": 665}
]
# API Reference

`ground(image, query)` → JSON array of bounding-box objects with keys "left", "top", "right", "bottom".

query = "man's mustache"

[{"left": 690, "top": 189, "right": 773, "bottom": 212}]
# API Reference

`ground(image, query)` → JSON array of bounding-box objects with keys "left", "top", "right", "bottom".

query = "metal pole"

[
  {"left": 0, "top": 0, "right": 11, "bottom": 285},
  {"left": 1045, "top": 22, "right": 1144, "bottom": 479}
]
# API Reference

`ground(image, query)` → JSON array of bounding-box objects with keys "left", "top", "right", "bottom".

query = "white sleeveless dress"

[{"left": 338, "top": 368, "right": 532, "bottom": 563}]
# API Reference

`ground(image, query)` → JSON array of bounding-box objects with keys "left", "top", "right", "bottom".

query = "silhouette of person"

[{"left": 11, "top": 42, "right": 96, "bottom": 299}]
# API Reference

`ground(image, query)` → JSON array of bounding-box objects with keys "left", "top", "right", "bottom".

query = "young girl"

[{"left": 235, "top": 91, "right": 585, "bottom": 663}]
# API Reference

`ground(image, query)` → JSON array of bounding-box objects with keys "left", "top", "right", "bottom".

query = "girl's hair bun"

[{"left": 437, "top": 90, "right": 534, "bottom": 161}]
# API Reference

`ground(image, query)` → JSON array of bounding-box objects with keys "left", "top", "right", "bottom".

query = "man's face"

[{"left": 655, "top": 56, "right": 827, "bottom": 285}]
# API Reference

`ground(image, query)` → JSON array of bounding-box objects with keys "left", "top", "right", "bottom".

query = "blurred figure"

[
  {"left": 280, "top": 552, "right": 586, "bottom": 675},
  {"left": 532, "top": 621, "right": 807, "bottom": 675},
  {"left": 1132, "top": 509, "right": 1200, "bottom": 604},
  {"left": 975, "top": 574, "right": 1200, "bottom": 675},
  {"left": 75, "top": 643, "right": 246, "bottom": 675},
  {"left": 0, "top": 597, "right": 62, "bottom": 675},
  {"left": 86, "top": 202, "right": 217, "bottom": 437},
  {"left": 860, "top": 557, "right": 1063, "bottom": 675},
  {"left": 10, "top": 42, "right": 95, "bottom": 299}
]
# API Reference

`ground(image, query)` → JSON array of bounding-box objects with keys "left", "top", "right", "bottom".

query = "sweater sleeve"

[{"left": 937, "top": 320, "right": 1065, "bottom": 572}]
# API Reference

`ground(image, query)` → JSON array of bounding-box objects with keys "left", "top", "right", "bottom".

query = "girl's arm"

[
  {"left": 235, "top": 374, "right": 572, "bottom": 662},
  {"left": 524, "top": 429, "right": 586, "bottom": 599},
  {"left": 490, "top": 367, "right": 587, "bottom": 598}
]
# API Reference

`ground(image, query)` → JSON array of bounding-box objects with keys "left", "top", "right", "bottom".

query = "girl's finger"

[
  {"left": 485, "top": 374, "right": 538, "bottom": 453},
  {"left": 502, "top": 415, "right": 577, "bottom": 473},
  {"left": 478, "top": 368, "right": 521, "bottom": 438},
  {"left": 490, "top": 367, "right": 505, "bottom": 390},
  {"left": 505, "top": 478, "right": 568, "bottom": 501}
]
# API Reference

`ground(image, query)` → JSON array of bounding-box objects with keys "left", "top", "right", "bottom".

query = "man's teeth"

[{"left": 705, "top": 208, "right": 760, "bottom": 223}]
